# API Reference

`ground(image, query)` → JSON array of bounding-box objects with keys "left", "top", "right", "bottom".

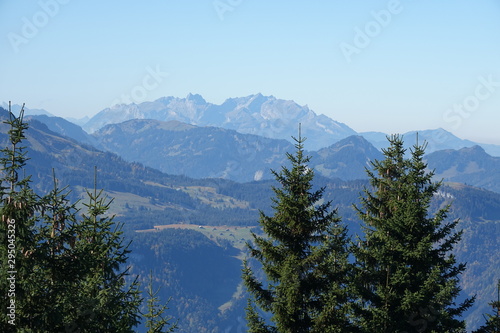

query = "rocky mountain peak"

[{"left": 83, "top": 94, "right": 356, "bottom": 150}]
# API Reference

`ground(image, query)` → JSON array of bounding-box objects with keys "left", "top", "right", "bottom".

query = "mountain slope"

[
  {"left": 26, "top": 114, "right": 103, "bottom": 149},
  {"left": 0, "top": 108, "right": 263, "bottom": 227},
  {"left": 20, "top": 108, "right": 500, "bottom": 195},
  {"left": 93, "top": 119, "right": 294, "bottom": 182},
  {"left": 84, "top": 93, "right": 357, "bottom": 150},
  {"left": 425, "top": 145, "right": 500, "bottom": 193},
  {"left": 311, "top": 135, "right": 384, "bottom": 180},
  {"left": 362, "top": 128, "right": 500, "bottom": 156},
  {"left": 93, "top": 118, "right": 386, "bottom": 182},
  {"left": 1, "top": 102, "right": 53, "bottom": 116}
]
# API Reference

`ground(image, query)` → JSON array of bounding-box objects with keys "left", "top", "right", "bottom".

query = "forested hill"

[
  {"left": 32, "top": 113, "right": 500, "bottom": 191},
  {"left": 91, "top": 118, "right": 383, "bottom": 182}
]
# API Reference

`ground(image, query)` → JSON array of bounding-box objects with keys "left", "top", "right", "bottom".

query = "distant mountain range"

[
  {"left": 80, "top": 94, "right": 500, "bottom": 155},
  {"left": 1, "top": 102, "right": 54, "bottom": 117},
  {"left": 83, "top": 93, "right": 358, "bottom": 150},
  {"left": 425, "top": 145, "right": 500, "bottom": 193},
  {"left": 6, "top": 97, "right": 500, "bottom": 156},
  {"left": 26, "top": 114, "right": 102, "bottom": 149},
  {"left": 24, "top": 111, "right": 500, "bottom": 191},
  {"left": 362, "top": 128, "right": 500, "bottom": 157},
  {"left": 91, "top": 118, "right": 383, "bottom": 182}
]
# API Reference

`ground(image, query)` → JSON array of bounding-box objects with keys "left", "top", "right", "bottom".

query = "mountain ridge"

[
  {"left": 93, "top": 118, "right": 294, "bottom": 182},
  {"left": 26, "top": 114, "right": 103, "bottom": 150},
  {"left": 362, "top": 128, "right": 500, "bottom": 156},
  {"left": 83, "top": 93, "right": 357, "bottom": 150},
  {"left": 92, "top": 118, "right": 385, "bottom": 182},
  {"left": 81, "top": 93, "right": 500, "bottom": 155},
  {"left": 8, "top": 97, "right": 500, "bottom": 156},
  {"left": 425, "top": 145, "right": 500, "bottom": 193},
  {"left": 25, "top": 111, "right": 500, "bottom": 190}
]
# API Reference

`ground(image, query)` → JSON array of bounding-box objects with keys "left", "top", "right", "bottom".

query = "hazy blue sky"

[{"left": 1, "top": 1, "right": 499, "bottom": 143}]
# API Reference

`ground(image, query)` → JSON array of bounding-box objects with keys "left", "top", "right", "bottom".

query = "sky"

[{"left": 0, "top": 1, "right": 499, "bottom": 144}]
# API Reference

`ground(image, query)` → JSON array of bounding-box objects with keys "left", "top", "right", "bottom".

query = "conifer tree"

[
  {"left": 143, "top": 272, "right": 178, "bottom": 333},
  {"left": 242, "top": 132, "right": 354, "bottom": 333},
  {"left": 30, "top": 172, "right": 81, "bottom": 330},
  {"left": 353, "top": 135, "right": 474, "bottom": 332},
  {"left": 1, "top": 105, "right": 176, "bottom": 332},
  {"left": 0, "top": 106, "right": 77, "bottom": 331},
  {"left": 475, "top": 280, "right": 500, "bottom": 333},
  {"left": 67, "top": 170, "right": 142, "bottom": 331},
  {"left": 0, "top": 104, "right": 40, "bottom": 331}
]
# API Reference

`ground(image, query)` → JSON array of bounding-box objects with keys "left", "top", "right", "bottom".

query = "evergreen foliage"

[
  {"left": 242, "top": 132, "right": 354, "bottom": 332},
  {"left": 31, "top": 173, "right": 81, "bottom": 331},
  {"left": 65, "top": 172, "right": 142, "bottom": 331},
  {"left": 352, "top": 134, "right": 474, "bottom": 332},
  {"left": 0, "top": 105, "right": 176, "bottom": 332},
  {"left": 143, "top": 272, "right": 178, "bottom": 333},
  {"left": 0, "top": 104, "right": 41, "bottom": 331}
]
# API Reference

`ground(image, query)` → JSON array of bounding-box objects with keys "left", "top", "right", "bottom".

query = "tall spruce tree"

[
  {"left": 66, "top": 171, "right": 142, "bottom": 332},
  {"left": 0, "top": 104, "right": 40, "bottom": 332},
  {"left": 353, "top": 135, "right": 474, "bottom": 332},
  {"left": 242, "top": 132, "right": 354, "bottom": 333},
  {"left": 30, "top": 173, "right": 81, "bottom": 330}
]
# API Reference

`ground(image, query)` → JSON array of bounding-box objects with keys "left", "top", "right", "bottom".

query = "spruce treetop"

[
  {"left": 243, "top": 129, "right": 353, "bottom": 333},
  {"left": 353, "top": 134, "right": 474, "bottom": 333}
]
